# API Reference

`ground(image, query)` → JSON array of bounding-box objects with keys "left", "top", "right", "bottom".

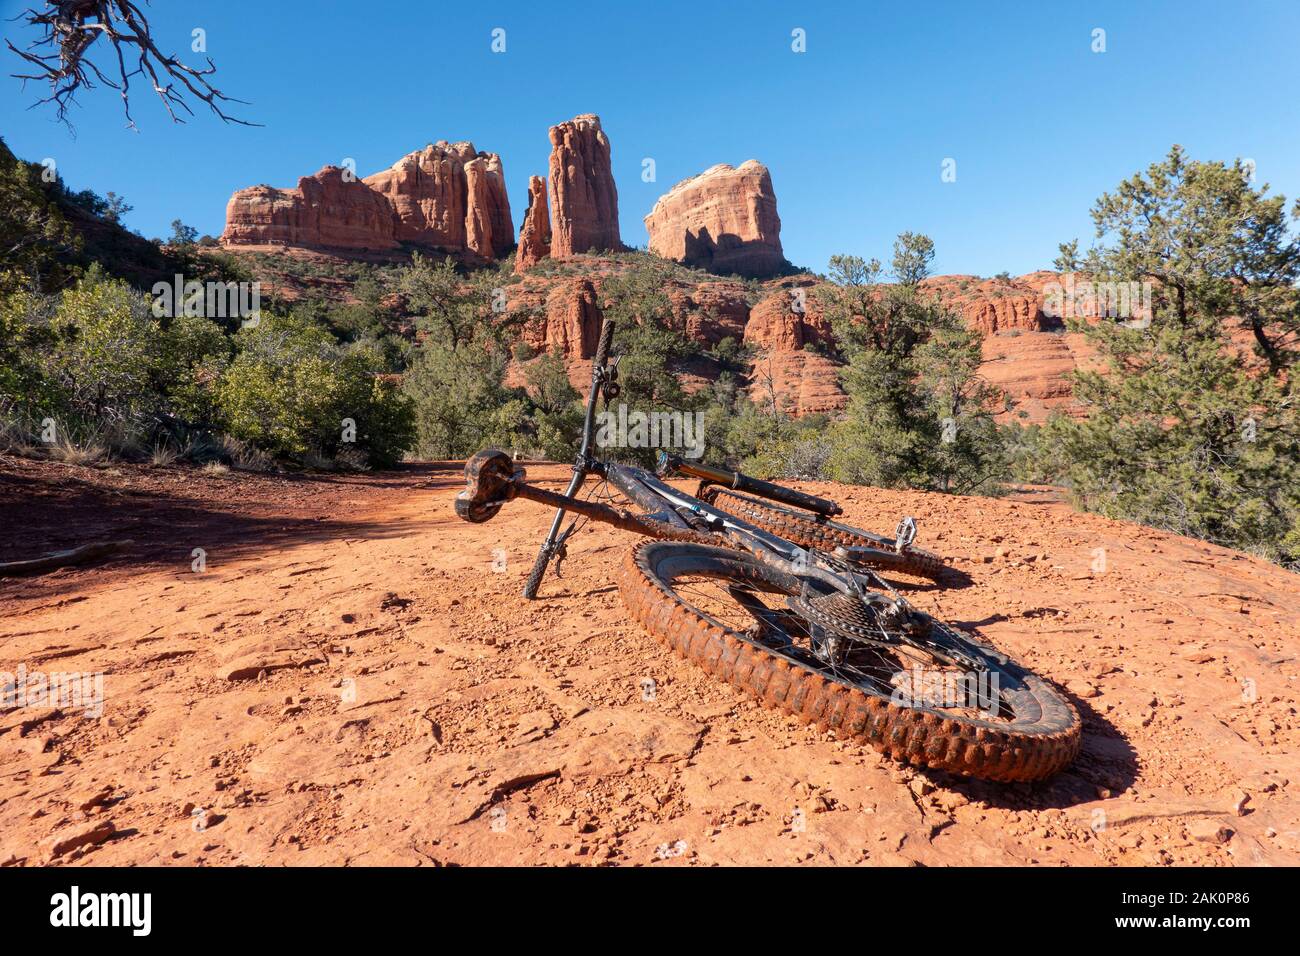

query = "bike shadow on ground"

[
  {"left": 878, "top": 565, "right": 975, "bottom": 593},
  {"left": 912, "top": 690, "right": 1139, "bottom": 812}
]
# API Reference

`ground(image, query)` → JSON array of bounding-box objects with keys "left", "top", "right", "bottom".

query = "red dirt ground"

[{"left": 1, "top": 454, "right": 1297, "bottom": 866}]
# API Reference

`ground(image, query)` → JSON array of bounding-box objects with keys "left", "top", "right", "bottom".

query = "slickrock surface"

[
  {"left": 3, "top": 456, "right": 1296, "bottom": 866},
  {"left": 645, "top": 161, "right": 787, "bottom": 278}
]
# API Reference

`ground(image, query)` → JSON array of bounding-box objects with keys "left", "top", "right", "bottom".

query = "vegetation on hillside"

[
  {"left": 0, "top": 265, "right": 414, "bottom": 468},
  {"left": 820, "top": 233, "right": 1007, "bottom": 495}
]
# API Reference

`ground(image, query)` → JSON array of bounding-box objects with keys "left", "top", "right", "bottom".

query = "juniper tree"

[
  {"left": 1046, "top": 146, "right": 1300, "bottom": 565},
  {"left": 823, "top": 233, "right": 1006, "bottom": 493},
  {"left": 1065, "top": 144, "right": 1300, "bottom": 373}
]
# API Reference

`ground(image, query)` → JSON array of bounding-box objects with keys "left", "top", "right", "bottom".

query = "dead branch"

[
  {"left": 0, "top": 540, "right": 132, "bottom": 576},
  {"left": 6, "top": 1, "right": 257, "bottom": 129}
]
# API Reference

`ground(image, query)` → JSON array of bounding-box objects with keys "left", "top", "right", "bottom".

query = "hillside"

[{"left": 212, "top": 245, "right": 1105, "bottom": 423}]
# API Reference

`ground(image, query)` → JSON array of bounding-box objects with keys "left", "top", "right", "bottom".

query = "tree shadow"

[{"left": 0, "top": 459, "right": 467, "bottom": 601}]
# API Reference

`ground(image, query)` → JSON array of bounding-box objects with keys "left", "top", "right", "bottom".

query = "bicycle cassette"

[{"left": 787, "top": 589, "right": 927, "bottom": 646}]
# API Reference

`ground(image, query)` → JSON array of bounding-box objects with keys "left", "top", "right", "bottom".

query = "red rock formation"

[
  {"left": 745, "top": 283, "right": 833, "bottom": 352},
  {"left": 667, "top": 284, "right": 749, "bottom": 347},
  {"left": 480, "top": 154, "right": 514, "bottom": 259},
  {"left": 363, "top": 141, "right": 512, "bottom": 258},
  {"left": 516, "top": 278, "right": 603, "bottom": 360},
  {"left": 548, "top": 114, "right": 621, "bottom": 258},
  {"left": 221, "top": 166, "right": 398, "bottom": 251},
  {"left": 515, "top": 175, "right": 551, "bottom": 274},
  {"left": 741, "top": 282, "right": 841, "bottom": 415},
  {"left": 921, "top": 272, "right": 1133, "bottom": 420},
  {"left": 463, "top": 158, "right": 497, "bottom": 259},
  {"left": 645, "top": 161, "right": 786, "bottom": 278},
  {"left": 922, "top": 274, "right": 1049, "bottom": 334},
  {"left": 979, "top": 330, "right": 1095, "bottom": 422},
  {"left": 362, "top": 143, "right": 469, "bottom": 249},
  {"left": 751, "top": 350, "right": 848, "bottom": 416},
  {"left": 223, "top": 143, "right": 511, "bottom": 258}
]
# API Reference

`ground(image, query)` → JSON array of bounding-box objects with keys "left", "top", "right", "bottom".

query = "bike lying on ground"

[{"left": 455, "top": 319, "right": 1080, "bottom": 782}]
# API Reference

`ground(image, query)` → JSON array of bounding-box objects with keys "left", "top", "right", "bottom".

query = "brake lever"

[{"left": 552, "top": 516, "right": 582, "bottom": 578}]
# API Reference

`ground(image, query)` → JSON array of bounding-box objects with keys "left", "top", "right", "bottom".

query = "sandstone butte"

[
  {"left": 220, "top": 165, "right": 400, "bottom": 252},
  {"left": 220, "top": 142, "right": 512, "bottom": 259},
  {"left": 644, "top": 160, "right": 788, "bottom": 279},
  {"left": 215, "top": 117, "right": 1148, "bottom": 420},
  {"left": 546, "top": 114, "right": 622, "bottom": 258}
]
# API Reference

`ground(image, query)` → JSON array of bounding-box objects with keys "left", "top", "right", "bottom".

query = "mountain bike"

[{"left": 455, "top": 319, "right": 1080, "bottom": 781}]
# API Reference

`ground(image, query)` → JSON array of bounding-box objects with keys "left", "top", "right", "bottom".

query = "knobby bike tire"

[
  {"left": 619, "top": 541, "right": 1081, "bottom": 782},
  {"left": 700, "top": 487, "right": 949, "bottom": 581},
  {"left": 523, "top": 544, "right": 553, "bottom": 600}
]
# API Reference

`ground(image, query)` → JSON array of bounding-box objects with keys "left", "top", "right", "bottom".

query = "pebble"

[
  {"left": 1187, "top": 819, "right": 1233, "bottom": 844},
  {"left": 48, "top": 819, "right": 116, "bottom": 858}
]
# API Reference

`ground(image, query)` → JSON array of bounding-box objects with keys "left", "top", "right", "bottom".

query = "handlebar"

[{"left": 657, "top": 454, "right": 842, "bottom": 518}]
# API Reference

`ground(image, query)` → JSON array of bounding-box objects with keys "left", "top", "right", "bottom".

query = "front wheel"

[
  {"left": 699, "top": 487, "right": 949, "bottom": 581},
  {"left": 619, "top": 541, "right": 1080, "bottom": 782},
  {"left": 522, "top": 545, "right": 551, "bottom": 599}
]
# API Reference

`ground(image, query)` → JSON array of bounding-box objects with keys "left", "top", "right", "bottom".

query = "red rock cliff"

[
  {"left": 221, "top": 166, "right": 399, "bottom": 251},
  {"left": 515, "top": 175, "right": 551, "bottom": 274},
  {"left": 363, "top": 143, "right": 512, "bottom": 258},
  {"left": 223, "top": 143, "right": 512, "bottom": 259}
]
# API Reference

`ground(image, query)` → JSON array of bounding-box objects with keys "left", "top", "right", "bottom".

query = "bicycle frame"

[{"left": 455, "top": 318, "right": 886, "bottom": 600}]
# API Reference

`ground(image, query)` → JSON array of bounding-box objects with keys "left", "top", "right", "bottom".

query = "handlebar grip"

[{"left": 593, "top": 319, "right": 616, "bottom": 370}]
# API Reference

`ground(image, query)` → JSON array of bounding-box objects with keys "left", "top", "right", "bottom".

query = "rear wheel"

[
  {"left": 699, "top": 487, "right": 948, "bottom": 581},
  {"left": 620, "top": 541, "right": 1080, "bottom": 782}
]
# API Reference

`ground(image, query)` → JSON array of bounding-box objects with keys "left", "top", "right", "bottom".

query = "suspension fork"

[{"left": 523, "top": 319, "right": 618, "bottom": 598}]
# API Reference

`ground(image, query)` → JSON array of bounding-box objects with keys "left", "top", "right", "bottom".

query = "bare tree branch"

[{"left": 6, "top": 1, "right": 258, "bottom": 129}]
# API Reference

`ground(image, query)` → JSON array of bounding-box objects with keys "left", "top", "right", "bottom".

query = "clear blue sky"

[{"left": 3, "top": 0, "right": 1298, "bottom": 276}]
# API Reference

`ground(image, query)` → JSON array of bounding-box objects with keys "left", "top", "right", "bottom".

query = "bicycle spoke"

[{"left": 664, "top": 572, "right": 1012, "bottom": 722}]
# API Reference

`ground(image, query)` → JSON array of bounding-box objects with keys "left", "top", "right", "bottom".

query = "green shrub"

[
  {"left": 217, "top": 314, "right": 414, "bottom": 466},
  {"left": 38, "top": 266, "right": 161, "bottom": 442}
]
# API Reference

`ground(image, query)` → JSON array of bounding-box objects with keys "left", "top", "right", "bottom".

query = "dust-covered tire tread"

[
  {"left": 701, "top": 487, "right": 948, "bottom": 581},
  {"left": 619, "top": 541, "right": 1081, "bottom": 782},
  {"left": 522, "top": 547, "right": 550, "bottom": 599}
]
